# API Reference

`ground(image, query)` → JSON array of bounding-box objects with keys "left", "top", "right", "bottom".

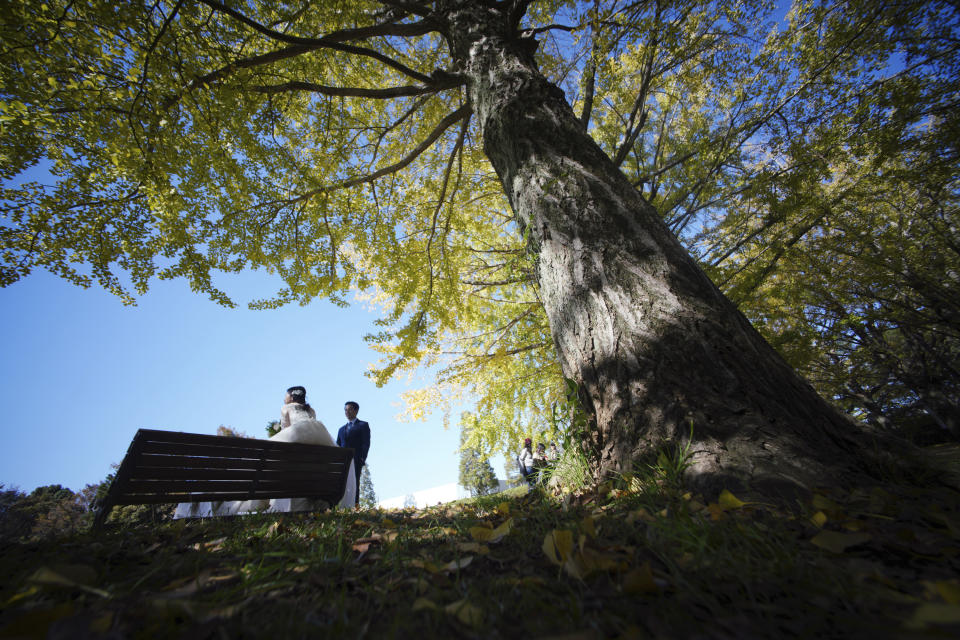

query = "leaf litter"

[{"left": 1, "top": 480, "right": 959, "bottom": 638}]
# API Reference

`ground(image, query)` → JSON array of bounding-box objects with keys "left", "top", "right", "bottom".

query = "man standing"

[{"left": 337, "top": 401, "right": 370, "bottom": 507}]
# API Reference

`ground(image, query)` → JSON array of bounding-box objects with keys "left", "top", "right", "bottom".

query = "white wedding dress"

[{"left": 173, "top": 404, "right": 356, "bottom": 518}]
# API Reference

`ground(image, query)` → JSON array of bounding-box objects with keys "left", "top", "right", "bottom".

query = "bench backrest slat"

[
  {"left": 94, "top": 429, "right": 354, "bottom": 528},
  {"left": 126, "top": 467, "right": 348, "bottom": 481},
  {"left": 110, "top": 489, "right": 343, "bottom": 505},
  {"left": 122, "top": 478, "right": 347, "bottom": 495},
  {"left": 132, "top": 455, "right": 345, "bottom": 473},
  {"left": 135, "top": 440, "right": 344, "bottom": 462}
]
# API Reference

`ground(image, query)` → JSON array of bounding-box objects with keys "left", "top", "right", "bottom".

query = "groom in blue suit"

[{"left": 337, "top": 401, "right": 370, "bottom": 506}]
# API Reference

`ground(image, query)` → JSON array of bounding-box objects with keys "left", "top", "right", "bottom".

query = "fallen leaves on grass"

[
  {"left": 469, "top": 517, "right": 512, "bottom": 543},
  {"left": 622, "top": 561, "right": 658, "bottom": 595},
  {"left": 542, "top": 529, "right": 575, "bottom": 566},
  {"left": 408, "top": 556, "right": 474, "bottom": 574},
  {"left": 26, "top": 564, "right": 110, "bottom": 598},
  {"left": 707, "top": 489, "right": 748, "bottom": 520},
  {"left": 908, "top": 603, "right": 960, "bottom": 629},
  {"left": 542, "top": 528, "right": 633, "bottom": 580},
  {"left": 810, "top": 530, "right": 872, "bottom": 553},
  {"left": 412, "top": 597, "right": 484, "bottom": 628}
]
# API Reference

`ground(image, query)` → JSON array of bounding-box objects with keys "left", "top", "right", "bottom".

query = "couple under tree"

[
  {"left": 275, "top": 386, "right": 371, "bottom": 507},
  {"left": 175, "top": 386, "right": 370, "bottom": 517}
]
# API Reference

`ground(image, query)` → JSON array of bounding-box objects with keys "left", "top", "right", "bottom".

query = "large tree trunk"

[{"left": 442, "top": 2, "right": 870, "bottom": 499}]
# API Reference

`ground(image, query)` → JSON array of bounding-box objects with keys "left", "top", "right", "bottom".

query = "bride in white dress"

[{"left": 174, "top": 386, "right": 356, "bottom": 518}]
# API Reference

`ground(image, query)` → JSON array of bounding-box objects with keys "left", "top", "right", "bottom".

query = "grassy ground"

[{"left": 2, "top": 472, "right": 959, "bottom": 639}]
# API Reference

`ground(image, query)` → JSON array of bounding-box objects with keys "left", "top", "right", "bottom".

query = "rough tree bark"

[{"left": 440, "top": 0, "right": 872, "bottom": 500}]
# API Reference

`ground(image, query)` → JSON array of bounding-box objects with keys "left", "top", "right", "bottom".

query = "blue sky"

[{"left": 0, "top": 266, "right": 503, "bottom": 502}]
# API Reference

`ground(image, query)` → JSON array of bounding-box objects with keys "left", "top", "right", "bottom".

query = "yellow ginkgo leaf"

[
  {"left": 468, "top": 526, "right": 493, "bottom": 542},
  {"left": 579, "top": 516, "right": 597, "bottom": 539},
  {"left": 470, "top": 517, "right": 512, "bottom": 543},
  {"left": 496, "top": 502, "right": 511, "bottom": 515},
  {"left": 89, "top": 612, "right": 114, "bottom": 634},
  {"left": 576, "top": 547, "right": 625, "bottom": 574},
  {"left": 812, "top": 494, "right": 843, "bottom": 515},
  {"left": 543, "top": 529, "right": 575, "bottom": 566},
  {"left": 492, "top": 517, "right": 513, "bottom": 538},
  {"left": 445, "top": 599, "right": 483, "bottom": 628},
  {"left": 408, "top": 559, "right": 443, "bottom": 573},
  {"left": 28, "top": 564, "right": 97, "bottom": 588},
  {"left": 908, "top": 603, "right": 960, "bottom": 628},
  {"left": 935, "top": 580, "right": 960, "bottom": 605},
  {"left": 718, "top": 489, "right": 747, "bottom": 510},
  {"left": 810, "top": 511, "right": 828, "bottom": 528},
  {"left": 563, "top": 553, "right": 587, "bottom": 581},
  {"left": 443, "top": 556, "right": 474, "bottom": 572},
  {"left": 842, "top": 520, "right": 865, "bottom": 531},
  {"left": 412, "top": 597, "right": 438, "bottom": 612},
  {"left": 707, "top": 503, "right": 727, "bottom": 521},
  {"left": 3, "top": 585, "right": 40, "bottom": 607},
  {"left": 810, "top": 530, "right": 872, "bottom": 553},
  {"left": 626, "top": 509, "right": 655, "bottom": 525},
  {"left": 623, "top": 562, "right": 658, "bottom": 595}
]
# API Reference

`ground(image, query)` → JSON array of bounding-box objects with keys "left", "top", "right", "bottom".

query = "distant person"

[
  {"left": 517, "top": 438, "right": 535, "bottom": 486},
  {"left": 533, "top": 442, "right": 548, "bottom": 469},
  {"left": 548, "top": 442, "right": 560, "bottom": 463},
  {"left": 337, "top": 401, "right": 371, "bottom": 507},
  {"left": 533, "top": 442, "right": 549, "bottom": 482}
]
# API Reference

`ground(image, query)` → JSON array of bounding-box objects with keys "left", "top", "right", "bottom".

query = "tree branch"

[
  {"left": 251, "top": 75, "right": 460, "bottom": 98},
  {"left": 252, "top": 104, "right": 472, "bottom": 210},
  {"left": 199, "top": 0, "right": 438, "bottom": 45}
]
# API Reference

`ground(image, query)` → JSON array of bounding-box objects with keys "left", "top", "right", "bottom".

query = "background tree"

[
  {"left": 458, "top": 422, "right": 499, "bottom": 496},
  {"left": 0, "top": 483, "right": 95, "bottom": 541},
  {"left": 502, "top": 460, "right": 523, "bottom": 489},
  {"left": 216, "top": 425, "right": 250, "bottom": 438},
  {"left": 359, "top": 464, "right": 377, "bottom": 508},
  {"left": 0, "top": 484, "right": 30, "bottom": 541},
  {"left": 3, "top": 0, "right": 955, "bottom": 498}
]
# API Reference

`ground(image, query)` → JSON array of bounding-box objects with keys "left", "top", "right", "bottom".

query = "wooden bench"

[{"left": 94, "top": 428, "right": 354, "bottom": 528}]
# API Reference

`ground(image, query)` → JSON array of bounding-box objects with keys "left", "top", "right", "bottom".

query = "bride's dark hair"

[{"left": 286, "top": 386, "right": 311, "bottom": 411}]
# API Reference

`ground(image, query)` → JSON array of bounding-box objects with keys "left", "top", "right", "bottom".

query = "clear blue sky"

[{"left": 0, "top": 267, "right": 503, "bottom": 501}]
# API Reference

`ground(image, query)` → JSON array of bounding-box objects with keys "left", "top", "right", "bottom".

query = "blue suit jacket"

[{"left": 336, "top": 420, "right": 370, "bottom": 467}]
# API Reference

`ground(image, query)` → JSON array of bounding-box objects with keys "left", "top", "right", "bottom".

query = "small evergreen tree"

[
  {"left": 503, "top": 460, "right": 523, "bottom": 488},
  {"left": 459, "top": 427, "right": 499, "bottom": 497},
  {"left": 359, "top": 465, "right": 377, "bottom": 509}
]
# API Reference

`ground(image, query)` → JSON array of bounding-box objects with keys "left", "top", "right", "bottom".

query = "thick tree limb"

[
  {"left": 199, "top": 0, "right": 439, "bottom": 44},
  {"left": 251, "top": 76, "right": 460, "bottom": 98}
]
